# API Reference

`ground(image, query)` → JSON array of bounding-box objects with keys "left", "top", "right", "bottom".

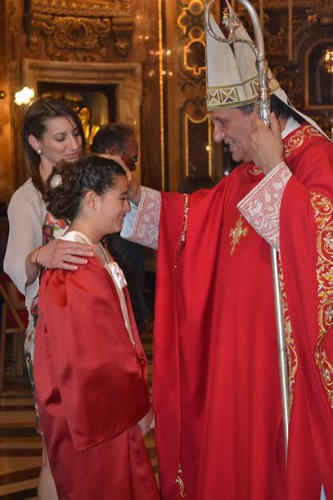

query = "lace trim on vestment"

[
  {"left": 121, "top": 187, "right": 160, "bottom": 250},
  {"left": 237, "top": 162, "right": 291, "bottom": 251}
]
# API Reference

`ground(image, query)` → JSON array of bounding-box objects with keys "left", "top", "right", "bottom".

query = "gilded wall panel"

[
  {"left": 165, "top": 0, "right": 213, "bottom": 190},
  {"left": 2, "top": 0, "right": 333, "bottom": 200}
]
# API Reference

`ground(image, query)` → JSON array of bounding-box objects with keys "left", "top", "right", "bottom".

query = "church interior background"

[
  {"left": 0, "top": 0, "right": 332, "bottom": 497},
  {"left": 0, "top": 0, "right": 332, "bottom": 199}
]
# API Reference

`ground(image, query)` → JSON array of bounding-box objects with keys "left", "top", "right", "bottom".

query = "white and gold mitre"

[{"left": 205, "top": 2, "right": 280, "bottom": 111}]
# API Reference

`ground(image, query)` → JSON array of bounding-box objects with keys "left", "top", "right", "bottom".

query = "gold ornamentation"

[
  {"left": 111, "top": 17, "right": 135, "bottom": 57},
  {"left": 311, "top": 192, "right": 333, "bottom": 408},
  {"left": 248, "top": 166, "right": 263, "bottom": 176},
  {"left": 179, "top": 3, "right": 205, "bottom": 78},
  {"left": 283, "top": 125, "right": 322, "bottom": 158},
  {"left": 175, "top": 464, "right": 186, "bottom": 498},
  {"left": 184, "top": 112, "right": 212, "bottom": 177},
  {"left": 177, "top": 1, "right": 207, "bottom": 185},
  {"left": 278, "top": 263, "right": 298, "bottom": 407},
  {"left": 27, "top": 0, "right": 134, "bottom": 60},
  {"left": 29, "top": 14, "right": 112, "bottom": 61},
  {"left": 230, "top": 215, "right": 249, "bottom": 255},
  {"left": 176, "top": 194, "right": 190, "bottom": 266},
  {"left": 207, "top": 82, "right": 258, "bottom": 110},
  {"left": 30, "top": 0, "right": 130, "bottom": 17},
  {"left": 177, "top": 1, "right": 206, "bottom": 91},
  {"left": 183, "top": 37, "right": 205, "bottom": 78}
]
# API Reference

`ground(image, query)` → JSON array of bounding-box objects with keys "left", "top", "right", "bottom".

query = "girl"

[{"left": 34, "top": 155, "right": 160, "bottom": 499}]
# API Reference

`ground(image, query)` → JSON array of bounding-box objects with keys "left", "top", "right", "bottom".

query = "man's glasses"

[{"left": 123, "top": 155, "right": 139, "bottom": 171}]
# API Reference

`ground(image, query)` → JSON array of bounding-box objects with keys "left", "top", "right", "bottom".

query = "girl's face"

[
  {"left": 29, "top": 116, "right": 83, "bottom": 174},
  {"left": 96, "top": 175, "right": 131, "bottom": 235}
]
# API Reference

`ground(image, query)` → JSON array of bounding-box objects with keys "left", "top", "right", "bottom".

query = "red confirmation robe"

[
  {"left": 124, "top": 124, "right": 333, "bottom": 499},
  {"left": 34, "top": 233, "right": 160, "bottom": 500}
]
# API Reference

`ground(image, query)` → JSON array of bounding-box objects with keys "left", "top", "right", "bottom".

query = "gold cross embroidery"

[{"left": 230, "top": 215, "right": 249, "bottom": 255}]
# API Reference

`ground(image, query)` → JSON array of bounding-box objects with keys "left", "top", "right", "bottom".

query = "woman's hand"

[
  {"left": 138, "top": 405, "right": 155, "bottom": 437},
  {"left": 35, "top": 239, "right": 94, "bottom": 269},
  {"left": 26, "top": 239, "right": 95, "bottom": 285}
]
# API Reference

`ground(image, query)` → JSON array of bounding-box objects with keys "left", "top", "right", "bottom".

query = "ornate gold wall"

[
  {"left": 0, "top": 0, "right": 332, "bottom": 201},
  {"left": 2, "top": 0, "right": 163, "bottom": 198}
]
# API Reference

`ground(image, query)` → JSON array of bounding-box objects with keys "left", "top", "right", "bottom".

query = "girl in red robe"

[{"left": 34, "top": 155, "right": 160, "bottom": 500}]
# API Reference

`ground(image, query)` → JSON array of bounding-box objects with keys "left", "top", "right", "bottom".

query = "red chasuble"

[
  {"left": 152, "top": 125, "right": 333, "bottom": 499},
  {"left": 34, "top": 257, "right": 160, "bottom": 500}
]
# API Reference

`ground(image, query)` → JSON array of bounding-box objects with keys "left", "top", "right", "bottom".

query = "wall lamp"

[{"left": 14, "top": 87, "right": 35, "bottom": 106}]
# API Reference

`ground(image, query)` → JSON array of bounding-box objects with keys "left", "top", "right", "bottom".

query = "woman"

[
  {"left": 4, "top": 97, "right": 93, "bottom": 499},
  {"left": 34, "top": 155, "right": 159, "bottom": 499}
]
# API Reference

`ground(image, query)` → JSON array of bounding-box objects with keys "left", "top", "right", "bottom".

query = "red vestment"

[
  {"left": 152, "top": 125, "right": 333, "bottom": 499},
  {"left": 34, "top": 256, "right": 160, "bottom": 500}
]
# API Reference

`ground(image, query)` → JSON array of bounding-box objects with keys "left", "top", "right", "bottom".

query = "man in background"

[{"left": 91, "top": 124, "right": 152, "bottom": 333}]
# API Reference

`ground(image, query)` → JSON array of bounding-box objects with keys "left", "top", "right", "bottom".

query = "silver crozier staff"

[{"left": 205, "top": 0, "right": 290, "bottom": 455}]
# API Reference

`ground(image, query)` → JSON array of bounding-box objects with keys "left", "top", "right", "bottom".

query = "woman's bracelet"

[{"left": 32, "top": 246, "right": 43, "bottom": 270}]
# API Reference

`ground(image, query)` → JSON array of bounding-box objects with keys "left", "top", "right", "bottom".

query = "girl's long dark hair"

[{"left": 45, "top": 155, "right": 126, "bottom": 222}]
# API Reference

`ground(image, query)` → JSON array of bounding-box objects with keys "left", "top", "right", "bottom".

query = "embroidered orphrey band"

[
  {"left": 311, "top": 191, "right": 333, "bottom": 408},
  {"left": 284, "top": 125, "right": 321, "bottom": 159},
  {"left": 175, "top": 194, "right": 189, "bottom": 264},
  {"left": 278, "top": 262, "right": 298, "bottom": 407}
]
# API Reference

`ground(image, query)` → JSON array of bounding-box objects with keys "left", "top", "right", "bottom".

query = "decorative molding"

[
  {"left": 111, "top": 16, "right": 135, "bottom": 57},
  {"left": 29, "top": 14, "right": 112, "bottom": 61},
  {"left": 27, "top": 0, "right": 134, "bottom": 60},
  {"left": 184, "top": 111, "right": 212, "bottom": 177},
  {"left": 30, "top": 0, "right": 131, "bottom": 17},
  {"left": 177, "top": 1, "right": 213, "bottom": 182},
  {"left": 183, "top": 96, "right": 207, "bottom": 121},
  {"left": 177, "top": 0, "right": 206, "bottom": 119},
  {"left": 178, "top": 1, "right": 205, "bottom": 81}
]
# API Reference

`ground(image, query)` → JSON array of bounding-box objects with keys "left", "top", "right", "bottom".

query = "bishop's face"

[{"left": 210, "top": 105, "right": 258, "bottom": 164}]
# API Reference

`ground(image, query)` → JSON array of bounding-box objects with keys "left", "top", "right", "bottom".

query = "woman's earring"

[{"left": 36, "top": 148, "right": 43, "bottom": 155}]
